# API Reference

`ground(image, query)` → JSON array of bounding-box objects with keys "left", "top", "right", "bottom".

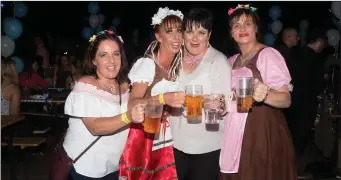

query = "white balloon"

[
  {"left": 331, "top": 1, "right": 340, "bottom": 19},
  {"left": 89, "top": 14, "right": 100, "bottom": 28},
  {"left": 299, "top": 20, "right": 309, "bottom": 30},
  {"left": 1, "top": 36, "right": 15, "bottom": 58},
  {"left": 326, "top": 29, "right": 340, "bottom": 47},
  {"left": 271, "top": 20, "right": 283, "bottom": 35},
  {"left": 99, "top": 14, "right": 105, "bottom": 25}
]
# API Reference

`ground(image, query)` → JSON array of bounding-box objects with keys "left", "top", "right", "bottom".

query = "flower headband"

[
  {"left": 228, "top": 4, "right": 257, "bottom": 15},
  {"left": 151, "top": 7, "right": 184, "bottom": 26},
  {"left": 89, "top": 30, "right": 124, "bottom": 44}
]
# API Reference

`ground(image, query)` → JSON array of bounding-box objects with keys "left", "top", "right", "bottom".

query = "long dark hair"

[{"left": 83, "top": 30, "right": 129, "bottom": 84}]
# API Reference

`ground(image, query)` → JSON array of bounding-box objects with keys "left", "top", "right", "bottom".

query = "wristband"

[
  {"left": 159, "top": 93, "right": 166, "bottom": 104},
  {"left": 121, "top": 112, "right": 131, "bottom": 124}
]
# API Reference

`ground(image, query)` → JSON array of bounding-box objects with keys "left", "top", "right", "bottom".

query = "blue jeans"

[{"left": 69, "top": 167, "right": 119, "bottom": 180}]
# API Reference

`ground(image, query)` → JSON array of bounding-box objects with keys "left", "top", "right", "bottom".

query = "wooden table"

[
  {"left": 21, "top": 99, "right": 65, "bottom": 105},
  {"left": 1, "top": 115, "right": 25, "bottom": 180},
  {"left": 1, "top": 115, "right": 25, "bottom": 129}
]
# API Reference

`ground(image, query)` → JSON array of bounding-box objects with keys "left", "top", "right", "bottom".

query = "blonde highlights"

[{"left": 1, "top": 58, "right": 18, "bottom": 85}]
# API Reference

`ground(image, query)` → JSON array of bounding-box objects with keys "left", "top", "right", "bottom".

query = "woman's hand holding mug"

[
  {"left": 253, "top": 78, "right": 270, "bottom": 102},
  {"left": 164, "top": 92, "right": 186, "bottom": 108}
]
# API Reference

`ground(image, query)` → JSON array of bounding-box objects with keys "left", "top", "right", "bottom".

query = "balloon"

[
  {"left": 264, "top": 33, "right": 276, "bottom": 46},
  {"left": 88, "top": 2, "right": 99, "bottom": 15},
  {"left": 99, "top": 14, "right": 105, "bottom": 25},
  {"left": 1, "top": 36, "right": 15, "bottom": 58},
  {"left": 331, "top": 1, "right": 340, "bottom": 19},
  {"left": 3, "top": 17, "right": 23, "bottom": 40},
  {"left": 271, "top": 20, "right": 283, "bottom": 35},
  {"left": 299, "top": 20, "right": 309, "bottom": 30},
  {"left": 89, "top": 14, "right": 100, "bottom": 28},
  {"left": 82, "top": 27, "right": 94, "bottom": 40},
  {"left": 112, "top": 17, "right": 121, "bottom": 27},
  {"left": 94, "top": 25, "right": 103, "bottom": 34},
  {"left": 269, "top": 6, "right": 282, "bottom": 21},
  {"left": 326, "top": 29, "right": 340, "bottom": 47},
  {"left": 14, "top": 2, "right": 28, "bottom": 18},
  {"left": 11, "top": 56, "right": 24, "bottom": 73},
  {"left": 109, "top": 25, "right": 117, "bottom": 32}
]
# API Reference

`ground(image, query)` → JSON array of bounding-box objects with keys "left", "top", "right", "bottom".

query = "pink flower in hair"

[
  {"left": 107, "top": 30, "right": 115, "bottom": 35},
  {"left": 228, "top": 8, "right": 236, "bottom": 15}
]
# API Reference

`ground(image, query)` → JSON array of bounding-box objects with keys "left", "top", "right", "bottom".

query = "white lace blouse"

[
  {"left": 63, "top": 81, "right": 129, "bottom": 178},
  {"left": 128, "top": 57, "right": 179, "bottom": 151}
]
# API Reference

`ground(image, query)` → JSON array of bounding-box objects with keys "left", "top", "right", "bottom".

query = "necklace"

[
  {"left": 97, "top": 79, "right": 117, "bottom": 94},
  {"left": 184, "top": 48, "right": 207, "bottom": 67},
  {"left": 156, "top": 51, "right": 170, "bottom": 74}
]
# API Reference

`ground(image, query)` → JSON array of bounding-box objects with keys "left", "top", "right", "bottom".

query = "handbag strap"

[{"left": 72, "top": 81, "right": 123, "bottom": 164}]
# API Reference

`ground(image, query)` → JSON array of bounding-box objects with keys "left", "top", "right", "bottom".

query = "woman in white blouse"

[
  {"left": 119, "top": 7, "right": 186, "bottom": 180},
  {"left": 170, "top": 8, "right": 232, "bottom": 180},
  {"left": 61, "top": 30, "right": 145, "bottom": 179}
]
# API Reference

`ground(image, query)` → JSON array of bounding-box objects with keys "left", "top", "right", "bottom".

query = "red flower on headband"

[{"left": 107, "top": 30, "right": 115, "bottom": 35}]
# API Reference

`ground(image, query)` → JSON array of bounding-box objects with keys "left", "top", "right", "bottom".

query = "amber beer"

[
  {"left": 185, "top": 85, "right": 203, "bottom": 124},
  {"left": 236, "top": 77, "right": 253, "bottom": 113},
  {"left": 144, "top": 100, "right": 163, "bottom": 133},
  {"left": 237, "top": 96, "right": 253, "bottom": 113},
  {"left": 144, "top": 116, "right": 161, "bottom": 133}
]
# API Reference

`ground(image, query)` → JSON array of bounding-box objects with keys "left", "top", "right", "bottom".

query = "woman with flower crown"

[
  {"left": 219, "top": 5, "right": 297, "bottom": 180},
  {"left": 119, "top": 7, "right": 186, "bottom": 180}
]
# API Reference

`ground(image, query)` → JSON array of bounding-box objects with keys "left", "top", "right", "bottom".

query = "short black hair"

[
  {"left": 184, "top": 8, "right": 214, "bottom": 32},
  {"left": 306, "top": 28, "right": 327, "bottom": 45}
]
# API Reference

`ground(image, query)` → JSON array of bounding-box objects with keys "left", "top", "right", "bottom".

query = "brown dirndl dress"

[{"left": 220, "top": 48, "right": 297, "bottom": 180}]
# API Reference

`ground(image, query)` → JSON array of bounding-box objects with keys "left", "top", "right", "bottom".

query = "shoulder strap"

[
  {"left": 73, "top": 81, "right": 123, "bottom": 164},
  {"left": 72, "top": 136, "right": 101, "bottom": 164}
]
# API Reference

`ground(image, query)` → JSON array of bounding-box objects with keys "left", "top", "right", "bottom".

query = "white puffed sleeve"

[
  {"left": 64, "top": 92, "right": 105, "bottom": 117},
  {"left": 128, "top": 58, "right": 156, "bottom": 86}
]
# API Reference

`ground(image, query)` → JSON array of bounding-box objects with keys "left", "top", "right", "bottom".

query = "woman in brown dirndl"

[{"left": 219, "top": 5, "right": 297, "bottom": 180}]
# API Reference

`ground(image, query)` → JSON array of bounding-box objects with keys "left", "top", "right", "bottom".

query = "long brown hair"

[
  {"left": 144, "top": 15, "right": 183, "bottom": 79},
  {"left": 83, "top": 31, "right": 129, "bottom": 84},
  {"left": 1, "top": 58, "right": 18, "bottom": 85}
]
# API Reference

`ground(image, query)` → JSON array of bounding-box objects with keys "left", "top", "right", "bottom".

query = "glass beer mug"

[
  {"left": 185, "top": 85, "right": 203, "bottom": 124},
  {"left": 235, "top": 77, "right": 253, "bottom": 113},
  {"left": 144, "top": 100, "right": 163, "bottom": 133}
]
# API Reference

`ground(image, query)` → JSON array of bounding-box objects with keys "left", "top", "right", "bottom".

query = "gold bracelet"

[
  {"left": 121, "top": 112, "right": 131, "bottom": 124},
  {"left": 159, "top": 93, "right": 165, "bottom": 104}
]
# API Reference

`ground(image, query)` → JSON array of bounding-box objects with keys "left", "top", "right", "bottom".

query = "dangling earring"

[{"left": 182, "top": 40, "right": 184, "bottom": 46}]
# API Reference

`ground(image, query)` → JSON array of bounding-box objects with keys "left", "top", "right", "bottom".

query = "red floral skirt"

[{"left": 119, "top": 112, "right": 177, "bottom": 180}]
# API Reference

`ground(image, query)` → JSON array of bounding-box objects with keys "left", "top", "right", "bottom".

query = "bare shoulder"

[
  {"left": 78, "top": 75, "right": 97, "bottom": 86},
  {"left": 7, "top": 84, "right": 20, "bottom": 97}
]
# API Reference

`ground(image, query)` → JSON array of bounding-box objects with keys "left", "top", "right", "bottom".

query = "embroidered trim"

[
  {"left": 120, "top": 161, "right": 176, "bottom": 174},
  {"left": 153, "top": 139, "right": 173, "bottom": 147},
  {"left": 72, "top": 81, "right": 129, "bottom": 105}
]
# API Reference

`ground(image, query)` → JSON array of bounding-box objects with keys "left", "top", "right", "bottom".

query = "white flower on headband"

[
  {"left": 118, "top": 36, "right": 124, "bottom": 43},
  {"left": 151, "top": 7, "right": 184, "bottom": 26}
]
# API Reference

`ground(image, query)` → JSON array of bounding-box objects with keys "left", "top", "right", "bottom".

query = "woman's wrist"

[{"left": 121, "top": 112, "right": 131, "bottom": 124}]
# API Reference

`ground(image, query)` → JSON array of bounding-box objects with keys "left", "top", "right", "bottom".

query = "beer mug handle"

[{"left": 181, "top": 104, "right": 188, "bottom": 118}]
